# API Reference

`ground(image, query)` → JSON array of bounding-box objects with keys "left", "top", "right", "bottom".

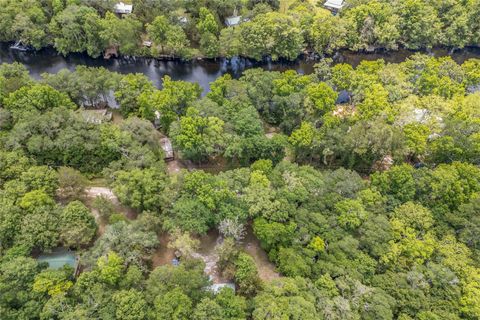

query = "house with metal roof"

[
  {"left": 225, "top": 15, "right": 242, "bottom": 27},
  {"left": 114, "top": 2, "right": 133, "bottom": 14},
  {"left": 324, "top": 0, "right": 345, "bottom": 11}
]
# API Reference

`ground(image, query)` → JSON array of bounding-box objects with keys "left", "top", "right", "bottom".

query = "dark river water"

[{"left": 1, "top": 43, "right": 479, "bottom": 94}]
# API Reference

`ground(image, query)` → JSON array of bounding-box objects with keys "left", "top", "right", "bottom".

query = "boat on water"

[{"left": 10, "top": 40, "right": 33, "bottom": 52}]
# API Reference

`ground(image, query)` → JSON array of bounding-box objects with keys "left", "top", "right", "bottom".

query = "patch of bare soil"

[
  {"left": 85, "top": 187, "right": 118, "bottom": 204},
  {"left": 166, "top": 159, "right": 185, "bottom": 175},
  {"left": 265, "top": 132, "right": 276, "bottom": 139},
  {"left": 93, "top": 210, "right": 108, "bottom": 236},
  {"left": 264, "top": 123, "right": 279, "bottom": 134},
  {"left": 152, "top": 228, "right": 279, "bottom": 283},
  {"left": 151, "top": 233, "right": 176, "bottom": 268},
  {"left": 83, "top": 187, "right": 139, "bottom": 236},
  {"left": 151, "top": 230, "right": 226, "bottom": 283},
  {"left": 192, "top": 229, "right": 226, "bottom": 284},
  {"left": 111, "top": 110, "right": 124, "bottom": 124},
  {"left": 183, "top": 157, "right": 232, "bottom": 174},
  {"left": 163, "top": 149, "right": 230, "bottom": 177},
  {"left": 242, "top": 226, "right": 280, "bottom": 282},
  {"left": 265, "top": 125, "right": 280, "bottom": 140}
]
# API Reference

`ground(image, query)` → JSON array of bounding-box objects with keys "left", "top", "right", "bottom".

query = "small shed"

[
  {"left": 114, "top": 2, "right": 133, "bottom": 14},
  {"left": 225, "top": 16, "right": 242, "bottom": 27},
  {"left": 37, "top": 248, "right": 79, "bottom": 276},
  {"left": 208, "top": 283, "right": 236, "bottom": 294},
  {"left": 80, "top": 109, "right": 113, "bottom": 124},
  {"left": 324, "top": 0, "right": 345, "bottom": 11},
  {"left": 160, "top": 137, "right": 175, "bottom": 161}
]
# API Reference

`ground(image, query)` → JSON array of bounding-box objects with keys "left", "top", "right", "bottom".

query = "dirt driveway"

[{"left": 83, "top": 187, "right": 138, "bottom": 235}]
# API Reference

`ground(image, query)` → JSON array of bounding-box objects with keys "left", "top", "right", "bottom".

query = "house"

[
  {"left": 114, "top": 2, "right": 133, "bottom": 14},
  {"left": 80, "top": 109, "right": 113, "bottom": 124},
  {"left": 160, "top": 137, "right": 175, "bottom": 161},
  {"left": 225, "top": 15, "right": 242, "bottom": 27},
  {"left": 37, "top": 248, "right": 80, "bottom": 276},
  {"left": 324, "top": 0, "right": 345, "bottom": 11}
]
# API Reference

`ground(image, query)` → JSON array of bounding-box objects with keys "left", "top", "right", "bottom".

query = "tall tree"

[{"left": 170, "top": 107, "right": 226, "bottom": 161}]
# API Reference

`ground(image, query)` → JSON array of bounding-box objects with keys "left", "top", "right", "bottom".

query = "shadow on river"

[{"left": 1, "top": 43, "right": 479, "bottom": 95}]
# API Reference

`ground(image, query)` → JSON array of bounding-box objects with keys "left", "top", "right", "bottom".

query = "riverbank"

[{"left": 2, "top": 42, "right": 480, "bottom": 95}]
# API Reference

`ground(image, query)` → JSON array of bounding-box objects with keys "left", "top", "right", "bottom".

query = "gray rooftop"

[{"left": 324, "top": 0, "right": 345, "bottom": 9}]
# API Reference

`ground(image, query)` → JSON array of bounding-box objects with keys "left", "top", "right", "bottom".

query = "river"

[{"left": 1, "top": 43, "right": 479, "bottom": 94}]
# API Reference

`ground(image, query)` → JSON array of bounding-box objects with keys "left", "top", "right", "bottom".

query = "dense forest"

[
  {"left": 1, "top": 51, "right": 480, "bottom": 319},
  {"left": 1, "top": 0, "right": 480, "bottom": 60}
]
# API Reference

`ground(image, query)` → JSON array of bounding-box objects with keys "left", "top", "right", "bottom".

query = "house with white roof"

[
  {"left": 324, "top": 0, "right": 345, "bottom": 11},
  {"left": 114, "top": 2, "right": 133, "bottom": 14},
  {"left": 225, "top": 7, "right": 242, "bottom": 27},
  {"left": 225, "top": 15, "right": 242, "bottom": 27}
]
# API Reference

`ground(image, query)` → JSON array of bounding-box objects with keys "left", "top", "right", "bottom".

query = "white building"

[
  {"left": 324, "top": 0, "right": 345, "bottom": 11},
  {"left": 225, "top": 15, "right": 242, "bottom": 27},
  {"left": 114, "top": 2, "right": 133, "bottom": 14}
]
